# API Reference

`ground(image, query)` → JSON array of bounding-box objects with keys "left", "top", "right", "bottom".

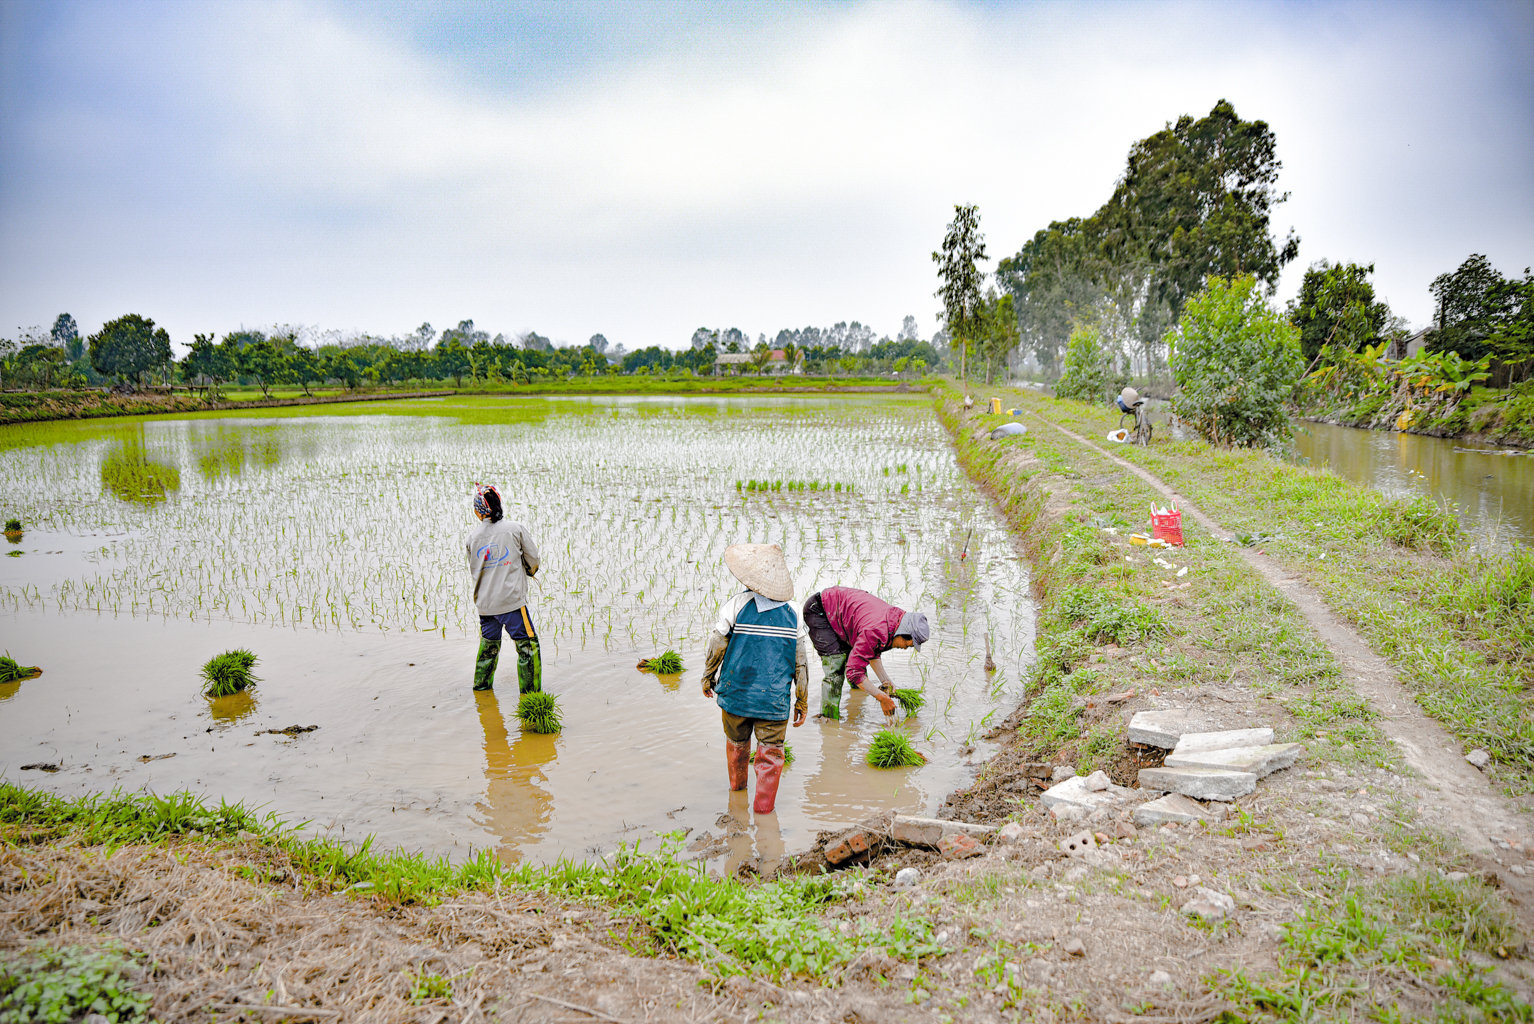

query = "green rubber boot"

[
  {"left": 515, "top": 637, "right": 543, "bottom": 694},
  {"left": 818, "top": 653, "right": 848, "bottom": 719},
  {"left": 474, "top": 638, "right": 501, "bottom": 691}
]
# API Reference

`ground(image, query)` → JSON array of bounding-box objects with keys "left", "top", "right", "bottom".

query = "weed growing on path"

[{"left": 0, "top": 944, "right": 153, "bottom": 1024}]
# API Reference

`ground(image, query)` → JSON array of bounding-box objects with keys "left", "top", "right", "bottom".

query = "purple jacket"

[{"left": 821, "top": 586, "right": 906, "bottom": 688}]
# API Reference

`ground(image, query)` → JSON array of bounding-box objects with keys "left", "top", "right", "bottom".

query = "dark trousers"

[{"left": 802, "top": 591, "right": 849, "bottom": 658}]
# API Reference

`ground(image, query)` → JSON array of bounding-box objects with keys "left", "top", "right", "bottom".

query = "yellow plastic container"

[
  {"left": 989, "top": 397, "right": 1003, "bottom": 414},
  {"left": 1129, "top": 534, "right": 1150, "bottom": 545}
]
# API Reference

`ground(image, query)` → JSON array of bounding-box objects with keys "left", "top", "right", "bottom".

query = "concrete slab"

[
  {"left": 1165, "top": 743, "right": 1303, "bottom": 778},
  {"left": 1138, "top": 766, "right": 1257, "bottom": 801},
  {"left": 1127, "top": 709, "right": 1208, "bottom": 749},
  {"left": 1132, "top": 793, "right": 1212, "bottom": 826},
  {"left": 1172, "top": 728, "right": 1275, "bottom": 755},
  {"left": 892, "top": 815, "right": 996, "bottom": 848},
  {"left": 1039, "top": 775, "right": 1118, "bottom": 813}
]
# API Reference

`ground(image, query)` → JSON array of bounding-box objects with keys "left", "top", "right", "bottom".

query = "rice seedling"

[
  {"left": 517, "top": 691, "right": 563, "bottom": 734},
  {"left": 636, "top": 650, "right": 684, "bottom": 673},
  {"left": 199, "top": 648, "right": 258, "bottom": 697},
  {"left": 892, "top": 687, "right": 925, "bottom": 715},
  {"left": 867, "top": 729, "right": 927, "bottom": 768},
  {"left": 3, "top": 517, "right": 21, "bottom": 539},
  {"left": 749, "top": 744, "right": 795, "bottom": 765},
  {"left": 0, "top": 652, "right": 41, "bottom": 683}
]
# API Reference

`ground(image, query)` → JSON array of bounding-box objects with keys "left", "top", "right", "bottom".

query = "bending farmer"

[
  {"left": 700, "top": 544, "right": 808, "bottom": 815},
  {"left": 802, "top": 586, "right": 929, "bottom": 721},
  {"left": 466, "top": 484, "right": 542, "bottom": 693}
]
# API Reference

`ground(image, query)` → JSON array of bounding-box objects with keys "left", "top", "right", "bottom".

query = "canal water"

[{"left": 1293, "top": 420, "right": 1533, "bottom": 549}]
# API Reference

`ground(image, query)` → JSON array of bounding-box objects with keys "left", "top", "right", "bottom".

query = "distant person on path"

[
  {"left": 700, "top": 544, "right": 808, "bottom": 814},
  {"left": 802, "top": 586, "right": 928, "bottom": 721},
  {"left": 467, "top": 484, "right": 542, "bottom": 693}
]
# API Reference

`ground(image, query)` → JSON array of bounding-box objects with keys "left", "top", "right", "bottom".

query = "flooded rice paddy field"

[{"left": 0, "top": 395, "right": 1033, "bottom": 868}]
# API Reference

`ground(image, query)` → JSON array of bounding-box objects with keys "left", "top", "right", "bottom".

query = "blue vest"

[{"left": 716, "top": 598, "right": 797, "bottom": 721}]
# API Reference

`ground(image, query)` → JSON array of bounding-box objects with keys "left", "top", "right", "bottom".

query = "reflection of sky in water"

[
  {"left": 0, "top": 396, "right": 1034, "bottom": 863},
  {"left": 1294, "top": 422, "right": 1533, "bottom": 549}
]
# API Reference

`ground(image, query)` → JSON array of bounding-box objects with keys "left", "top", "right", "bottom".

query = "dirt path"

[{"left": 1031, "top": 411, "right": 1528, "bottom": 856}]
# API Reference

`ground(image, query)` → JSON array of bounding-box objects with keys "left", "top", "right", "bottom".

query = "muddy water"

[
  {"left": 0, "top": 396, "right": 1032, "bottom": 868},
  {"left": 1293, "top": 421, "right": 1534, "bottom": 549}
]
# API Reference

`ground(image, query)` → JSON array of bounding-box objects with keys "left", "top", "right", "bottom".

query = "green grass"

[
  {"left": 0, "top": 944, "right": 153, "bottom": 1024},
  {"left": 0, "top": 781, "right": 268, "bottom": 846},
  {"left": 516, "top": 691, "right": 562, "bottom": 734},
  {"left": 867, "top": 729, "right": 927, "bottom": 768},
  {"left": 199, "top": 648, "right": 258, "bottom": 697},
  {"left": 0, "top": 653, "right": 40, "bottom": 684},
  {"left": 1218, "top": 870, "right": 1528, "bottom": 1022}
]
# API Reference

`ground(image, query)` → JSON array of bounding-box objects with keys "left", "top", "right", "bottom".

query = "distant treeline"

[
  {"left": 994, "top": 98, "right": 1531, "bottom": 385},
  {"left": 0, "top": 316, "right": 949, "bottom": 394}
]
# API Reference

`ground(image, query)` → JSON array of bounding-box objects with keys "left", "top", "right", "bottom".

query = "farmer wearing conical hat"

[
  {"left": 466, "top": 484, "right": 543, "bottom": 693},
  {"left": 802, "top": 587, "right": 929, "bottom": 721},
  {"left": 700, "top": 543, "right": 809, "bottom": 814}
]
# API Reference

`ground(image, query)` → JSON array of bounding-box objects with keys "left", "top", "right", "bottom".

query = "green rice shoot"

[
  {"left": 200, "top": 648, "right": 259, "bottom": 697},
  {"left": 3, "top": 518, "right": 20, "bottom": 533},
  {"left": 517, "top": 691, "right": 563, "bottom": 734},
  {"left": 867, "top": 729, "right": 926, "bottom": 769},
  {"left": 749, "top": 744, "right": 795, "bottom": 766},
  {"left": 892, "top": 688, "right": 925, "bottom": 715},
  {"left": 637, "top": 650, "right": 684, "bottom": 673},
  {"left": 0, "top": 652, "right": 40, "bottom": 684}
]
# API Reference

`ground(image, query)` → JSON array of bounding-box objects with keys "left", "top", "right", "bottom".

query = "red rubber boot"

[
  {"left": 752, "top": 745, "right": 785, "bottom": 814},
  {"left": 725, "top": 739, "right": 751, "bottom": 791}
]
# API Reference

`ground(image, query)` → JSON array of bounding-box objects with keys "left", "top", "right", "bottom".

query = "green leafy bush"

[
  {"left": 1167, "top": 274, "right": 1304, "bottom": 448},
  {"left": 1054, "top": 323, "right": 1127, "bottom": 404},
  {"left": 0, "top": 944, "right": 152, "bottom": 1023},
  {"left": 867, "top": 729, "right": 927, "bottom": 768},
  {"left": 200, "top": 648, "right": 258, "bottom": 697},
  {"left": 517, "top": 691, "right": 562, "bottom": 734}
]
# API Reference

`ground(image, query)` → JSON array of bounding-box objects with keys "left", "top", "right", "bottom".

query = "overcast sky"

[{"left": 2, "top": 0, "right": 1530, "bottom": 352}]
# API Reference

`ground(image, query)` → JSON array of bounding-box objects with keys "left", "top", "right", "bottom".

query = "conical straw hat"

[{"left": 723, "top": 543, "right": 794, "bottom": 602}]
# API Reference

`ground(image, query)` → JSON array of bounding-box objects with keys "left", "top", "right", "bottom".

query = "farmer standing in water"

[
  {"left": 802, "top": 586, "right": 928, "bottom": 721},
  {"left": 467, "top": 484, "right": 543, "bottom": 693},
  {"left": 700, "top": 543, "right": 808, "bottom": 814}
]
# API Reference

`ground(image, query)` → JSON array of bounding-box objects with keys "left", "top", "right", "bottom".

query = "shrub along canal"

[{"left": 0, "top": 394, "right": 1032, "bottom": 867}]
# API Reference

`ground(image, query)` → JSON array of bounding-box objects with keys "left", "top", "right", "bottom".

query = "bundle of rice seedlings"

[
  {"left": 517, "top": 692, "right": 563, "bottom": 734},
  {"left": 3, "top": 518, "right": 21, "bottom": 539},
  {"left": 892, "top": 688, "right": 925, "bottom": 715},
  {"left": 0, "top": 652, "right": 41, "bottom": 683},
  {"left": 867, "top": 729, "right": 926, "bottom": 769},
  {"left": 749, "top": 744, "right": 795, "bottom": 766},
  {"left": 200, "top": 649, "right": 258, "bottom": 697},
  {"left": 636, "top": 650, "right": 684, "bottom": 673}
]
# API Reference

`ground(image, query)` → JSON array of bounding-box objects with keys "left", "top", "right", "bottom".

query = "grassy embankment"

[
  {"left": 1297, "top": 380, "right": 1534, "bottom": 448},
  {"left": 930, "top": 380, "right": 1527, "bottom": 1020},
  {"left": 980, "top": 385, "right": 1533, "bottom": 795},
  {"left": 0, "top": 376, "right": 923, "bottom": 426}
]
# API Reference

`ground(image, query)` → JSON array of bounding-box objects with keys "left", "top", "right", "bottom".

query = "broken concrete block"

[
  {"left": 997, "top": 821, "right": 1025, "bottom": 844},
  {"left": 1051, "top": 804, "right": 1088, "bottom": 823},
  {"left": 1466, "top": 748, "right": 1491, "bottom": 769},
  {"left": 1137, "top": 766, "right": 1257, "bottom": 801},
  {"left": 1131, "top": 793, "right": 1211, "bottom": 827},
  {"left": 1172, "top": 728, "right": 1274, "bottom": 755},
  {"left": 1084, "top": 770, "right": 1111, "bottom": 792},
  {"left": 1164, "top": 743, "right": 1303, "bottom": 778},
  {"left": 1059, "top": 830, "right": 1097, "bottom": 858},
  {"left": 1127, "top": 709, "right": 1206, "bottom": 749},
  {"left": 939, "top": 833, "right": 984, "bottom": 860},
  {"left": 891, "top": 815, "right": 995, "bottom": 848},
  {"left": 1040, "top": 775, "right": 1117, "bottom": 813},
  {"left": 1051, "top": 765, "right": 1076, "bottom": 783}
]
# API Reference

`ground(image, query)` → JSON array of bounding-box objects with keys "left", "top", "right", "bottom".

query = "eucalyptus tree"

[{"left": 933, "top": 203, "right": 988, "bottom": 386}]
